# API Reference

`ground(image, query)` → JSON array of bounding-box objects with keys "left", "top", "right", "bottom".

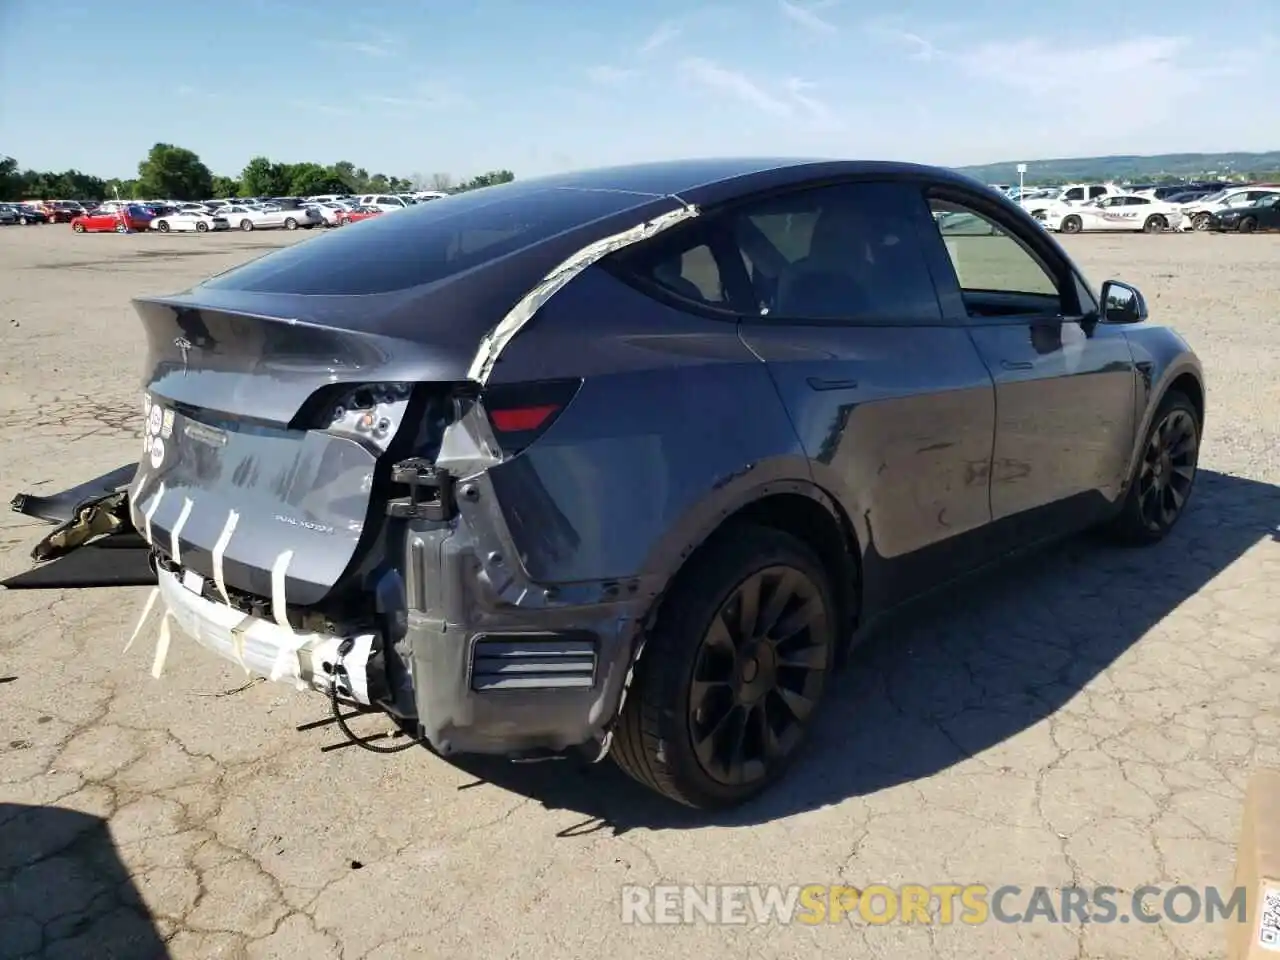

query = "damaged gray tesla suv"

[{"left": 5, "top": 158, "right": 1205, "bottom": 809}]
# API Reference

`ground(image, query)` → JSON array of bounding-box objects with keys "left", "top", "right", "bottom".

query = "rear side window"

[
  {"left": 728, "top": 182, "right": 942, "bottom": 323},
  {"left": 200, "top": 186, "right": 655, "bottom": 296},
  {"left": 608, "top": 181, "right": 942, "bottom": 323}
]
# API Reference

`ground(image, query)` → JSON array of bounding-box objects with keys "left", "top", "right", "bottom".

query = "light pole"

[{"left": 1017, "top": 163, "right": 1027, "bottom": 209}]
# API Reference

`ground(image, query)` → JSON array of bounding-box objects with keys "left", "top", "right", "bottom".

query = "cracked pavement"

[{"left": 1, "top": 227, "right": 1277, "bottom": 959}]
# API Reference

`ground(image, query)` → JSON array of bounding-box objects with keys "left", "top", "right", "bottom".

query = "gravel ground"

[{"left": 0, "top": 225, "right": 1277, "bottom": 960}]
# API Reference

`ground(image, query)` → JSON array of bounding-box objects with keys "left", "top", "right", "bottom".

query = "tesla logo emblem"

[{"left": 174, "top": 336, "right": 193, "bottom": 373}]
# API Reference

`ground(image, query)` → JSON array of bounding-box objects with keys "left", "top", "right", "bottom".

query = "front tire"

[
  {"left": 1238, "top": 217, "right": 1257, "bottom": 234},
  {"left": 72, "top": 222, "right": 85, "bottom": 233},
  {"left": 1193, "top": 212, "right": 1212, "bottom": 231},
  {"left": 240, "top": 219, "right": 254, "bottom": 231},
  {"left": 195, "top": 221, "right": 208, "bottom": 233},
  {"left": 156, "top": 220, "right": 169, "bottom": 232},
  {"left": 284, "top": 217, "right": 298, "bottom": 230},
  {"left": 1061, "top": 215, "right": 1083, "bottom": 234},
  {"left": 1104, "top": 391, "right": 1200, "bottom": 545},
  {"left": 611, "top": 524, "right": 837, "bottom": 809}
]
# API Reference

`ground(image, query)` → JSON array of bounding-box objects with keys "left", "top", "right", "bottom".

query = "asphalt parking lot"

[{"left": 1, "top": 224, "right": 1277, "bottom": 960}]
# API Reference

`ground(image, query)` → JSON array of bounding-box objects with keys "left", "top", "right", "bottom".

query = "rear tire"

[
  {"left": 1238, "top": 217, "right": 1257, "bottom": 234},
  {"left": 611, "top": 524, "right": 837, "bottom": 809},
  {"left": 284, "top": 217, "right": 298, "bottom": 230},
  {"left": 240, "top": 219, "right": 254, "bottom": 231},
  {"left": 195, "top": 221, "right": 208, "bottom": 233},
  {"left": 73, "top": 221, "right": 85, "bottom": 233},
  {"left": 1103, "top": 391, "right": 1200, "bottom": 545},
  {"left": 1061, "top": 215, "right": 1082, "bottom": 234},
  {"left": 1143, "top": 215, "right": 1166, "bottom": 233},
  {"left": 156, "top": 220, "right": 169, "bottom": 232}
]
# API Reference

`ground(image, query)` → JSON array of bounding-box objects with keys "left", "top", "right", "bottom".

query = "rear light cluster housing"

[{"left": 311, "top": 381, "right": 413, "bottom": 452}]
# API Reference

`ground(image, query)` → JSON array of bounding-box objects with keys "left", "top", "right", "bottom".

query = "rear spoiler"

[{"left": 3, "top": 464, "right": 156, "bottom": 591}]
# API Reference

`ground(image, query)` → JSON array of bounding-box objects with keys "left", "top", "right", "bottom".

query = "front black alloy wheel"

[
  {"left": 1106, "top": 391, "right": 1200, "bottom": 544},
  {"left": 611, "top": 525, "right": 837, "bottom": 808}
]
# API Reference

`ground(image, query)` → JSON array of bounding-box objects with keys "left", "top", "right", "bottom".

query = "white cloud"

[
  {"left": 681, "top": 60, "right": 840, "bottom": 128},
  {"left": 364, "top": 83, "right": 465, "bottom": 110},
  {"left": 638, "top": 20, "right": 682, "bottom": 55},
  {"left": 317, "top": 39, "right": 395, "bottom": 57},
  {"left": 779, "top": 0, "right": 837, "bottom": 35},
  {"left": 864, "top": 25, "right": 936, "bottom": 61},
  {"left": 586, "top": 65, "right": 638, "bottom": 85},
  {"left": 681, "top": 58, "right": 793, "bottom": 115}
]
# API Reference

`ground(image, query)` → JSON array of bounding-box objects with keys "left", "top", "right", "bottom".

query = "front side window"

[
  {"left": 926, "top": 197, "right": 1061, "bottom": 312},
  {"left": 1063, "top": 188, "right": 1085, "bottom": 201}
]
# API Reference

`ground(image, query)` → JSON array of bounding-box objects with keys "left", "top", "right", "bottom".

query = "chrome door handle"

[{"left": 1000, "top": 360, "right": 1034, "bottom": 371}]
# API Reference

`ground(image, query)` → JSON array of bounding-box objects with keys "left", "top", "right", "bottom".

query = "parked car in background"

[
  {"left": 306, "top": 200, "right": 352, "bottom": 226},
  {"left": 1024, "top": 183, "right": 1123, "bottom": 218},
  {"left": 71, "top": 205, "right": 154, "bottom": 233},
  {"left": 337, "top": 205, "right": 382, "bottom": 225},
  {"left": 1207, "top": 193, "right": 1280, "bottom": 233},
  {"left": 12, "top": 204, "right": 50, "bottom": 224},
  {"left": 0, "top": 205, "right": 20, "bottom": 226},
  {"left": 217, "top": 203, "right": 321, "bottom": 231},
  {"left": 1038, "top": 193, "right": 1184, "bottom": 233},
  {"left": 1178, "top": 187, "right": 1280, "bottom": 231},
  {"left": 150, "top": 209, "right": 230, "bottom": 233},
  {"left": 355, "top": 193, "right": 412, "bottom": 212},
  {"left": 13, "top": 158, "right": 1205, "bottom": 810}
]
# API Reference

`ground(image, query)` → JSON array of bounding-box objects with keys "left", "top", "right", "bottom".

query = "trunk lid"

[{"left": 131, "top": 294, "right": 467, "bottom": 608}]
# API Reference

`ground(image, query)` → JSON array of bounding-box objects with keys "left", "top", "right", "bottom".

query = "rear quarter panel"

[{"left": 476, "top": 266, "right": 813, "bottom": 590}]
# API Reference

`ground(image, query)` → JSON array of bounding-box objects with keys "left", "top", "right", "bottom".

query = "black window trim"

[
  {"left": 604, "top": 174, "right": 963, "bottom": 329},
  {"left": 918, "top": 184, "right": 1096, "bottom": 327}
]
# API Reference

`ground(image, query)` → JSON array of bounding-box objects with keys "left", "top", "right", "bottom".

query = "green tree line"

[{"left": 0, "top": 144, "right": 515, "bottom": 202}]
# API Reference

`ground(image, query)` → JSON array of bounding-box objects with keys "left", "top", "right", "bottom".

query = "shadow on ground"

[
  {"left": 0, "top": 803, "right": 169, "bottom": 960},
  {"left": 450, "top": 469, "right": 1277, "bottom": 833}
]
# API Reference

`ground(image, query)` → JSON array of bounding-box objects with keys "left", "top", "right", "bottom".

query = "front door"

[{"left": 920, "top": 190, "right": 1137, "bottom": 541}]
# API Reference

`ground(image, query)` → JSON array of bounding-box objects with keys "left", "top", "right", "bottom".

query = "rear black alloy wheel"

[
  {"left": 687, "top": 566, "right": 828, "bottom": 787},
  {"left": 1105, "top": 391, "right": 1199, "bottom": 544},
  {"left": 611, "top": 525, "right": 837, "bottom": 808}
]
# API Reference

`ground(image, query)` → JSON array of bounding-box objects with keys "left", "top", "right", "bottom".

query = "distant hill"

[{"left": 956, "top": 152, "right": 1280, "bottom": 185}]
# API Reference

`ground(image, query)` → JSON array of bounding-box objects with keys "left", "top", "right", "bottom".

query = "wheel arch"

[{"left": 637, "top": 480, "right": 862, "bottom": 666}]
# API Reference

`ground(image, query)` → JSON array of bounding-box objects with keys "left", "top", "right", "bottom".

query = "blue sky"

[{"left": 2, "top": 0, "right": 1277, "bottom": 182}]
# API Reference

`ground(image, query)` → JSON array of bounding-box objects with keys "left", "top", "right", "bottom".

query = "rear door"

[
  {"left": 919, "top": 187, "right": 1137, "bottom": 541},
  {"left": 719, "top": 180, "right": 997, "bottom": 613}
]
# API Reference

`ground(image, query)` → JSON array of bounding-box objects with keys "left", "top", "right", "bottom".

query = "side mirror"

[{"left": 1099, "top": 280, "right": 1148, "bottom": 324}]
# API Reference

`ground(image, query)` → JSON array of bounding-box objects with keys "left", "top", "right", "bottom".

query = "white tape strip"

[
  {"left": 123, "top": 587, "right": 160, "bottom": 653},
  {"left": 141, "top": 481, "right": 165, "bottom": 545},
  {"left": 170, "top": 497, "right": 194, "bottom": 566},
  {"left": 269, "top": 633, "right": 309, "bottom": 683},
  {"left": 211, "top": 510, "right": 240, "bottom": 604},
  {"left": 151, "top": 612, "right": 172, "bottom": 679},
  {"left": 230, "top": 613, "right": 252, "bottom": 672},
  {"left": 270, "top": 550, "right": 294, "bottom": 632}
]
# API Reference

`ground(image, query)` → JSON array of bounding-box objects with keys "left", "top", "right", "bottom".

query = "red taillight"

[
  {"left": 489, "top": 404, "right": 559, "bottom": 433},
  {"left": 482, "top": 379, "right": 582, "bottom": 454}
]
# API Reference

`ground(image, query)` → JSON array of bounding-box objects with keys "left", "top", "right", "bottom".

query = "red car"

[
  {"left": 71, "top": 206, "right": 154, "bottom": 234},
  {"left": 337, "top": 206, "right": 382, "bottom": 226}
]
